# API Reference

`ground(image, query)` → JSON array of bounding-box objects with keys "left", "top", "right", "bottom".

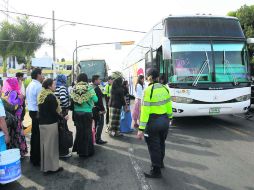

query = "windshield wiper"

[
  {"left": 223, "top": 51, "right": 238, "bottom": 86},
  {"left": 192, "top": 52, "right": 210, "bottom": 86}
]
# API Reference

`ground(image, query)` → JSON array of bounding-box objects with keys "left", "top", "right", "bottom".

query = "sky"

[{"left": 0, "top": 0, "right": 254, "bottom": 72}]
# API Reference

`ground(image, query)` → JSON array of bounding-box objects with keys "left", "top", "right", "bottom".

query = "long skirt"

[
  {"left": 120, "top": 107, "right": 133, "bottom": 133},
  {"left": 108, "top": 107, "right": 121, "bottom": 132},
  {"left": 39, "top": 123, "right": 59, "bottom": 172},
  {"left": 9, "top": 117, "right": 28, "bottom": 157},
  {"left": 72, "top": 112, "right": 94, "bottom": 157},
  {"left": 132, "top": 99, "right": 141, "bottom": 128}
]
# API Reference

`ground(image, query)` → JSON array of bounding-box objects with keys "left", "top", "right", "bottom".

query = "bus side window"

[
  {"left": 145, "top": 51, "right": 153, "bottom": 70},
  {"left": 145, "top": 49, "right": 159, "bottom": 71}
]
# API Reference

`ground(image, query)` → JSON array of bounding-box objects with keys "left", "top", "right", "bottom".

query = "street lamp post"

[
  {"left": 52, "top": 10, "right": 75, "bottom": 62},
  {"left": 52, "top": 11, "right": 56, "bottom": 62},
  {"left": 72, "top": 41, "right": 135, "bottom": 82}
]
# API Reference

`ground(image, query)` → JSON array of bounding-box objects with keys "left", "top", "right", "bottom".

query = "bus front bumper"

[{"left": 172, "top": 101, "right": 251, "bottom": 117}]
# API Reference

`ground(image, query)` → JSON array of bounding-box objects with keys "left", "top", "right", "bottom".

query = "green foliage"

[
  {"left": 228, "top": 5, "right": 254, "bottom": 62},
  {"left": 227, "top": 11, "right": 236, "bottom": 17},
  {"left": 16, "top": 55, "right": 26, "bottom": 65},
  {"left": 0, "top": 21, "right": 16, "bottom": 75},
  {"left": 24, "top": 78, "right": 32, "bottom": 89},
  {"left": 0, "top": 17, "right": 46, "bottom": 75}
]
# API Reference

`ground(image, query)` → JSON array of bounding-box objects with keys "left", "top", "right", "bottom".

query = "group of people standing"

[
  {"left": 0, "top": 67, "right": 173, "bottom": 179},
  {"left": 30, "top": 71, "right": 110, "bottom": 173},
  {"left": 0, "top": 73, "right": 27, "bottom": 157}
]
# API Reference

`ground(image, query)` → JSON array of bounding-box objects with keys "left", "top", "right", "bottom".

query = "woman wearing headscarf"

[
  {"left": 71, "top": 73, "right": 98, "bottom": 158},
  {"left": 38, "top": 78, "right": 67, "bottom": 174},
  {"left": 2, "top": 77, "right": 27, "bottom": 157},
  {"left": 108, "top": 77, "right": 126, "bottom": 137},
  {"left": 54, "top": 74, "right": 71, "bottom": 158}
]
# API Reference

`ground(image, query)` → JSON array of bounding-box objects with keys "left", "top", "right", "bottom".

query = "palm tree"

[{"left": 0, "top": 21, "right": 15, "bottom": 77}]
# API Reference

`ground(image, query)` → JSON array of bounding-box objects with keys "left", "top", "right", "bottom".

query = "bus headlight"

[
  {"left": 235, "top": 94, "right": 251, "bottom": 102},
  {"left": 172, "top": 96, "right": 193, "bottom": 104}
]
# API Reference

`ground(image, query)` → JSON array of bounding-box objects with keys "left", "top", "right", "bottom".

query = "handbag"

[{"left": 58, "top": 119, "right": 73, "bottom": 149}]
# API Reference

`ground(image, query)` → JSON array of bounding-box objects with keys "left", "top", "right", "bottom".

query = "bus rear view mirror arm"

[{"left": 247, "top": 38, "right": 254, "bottom": 44}]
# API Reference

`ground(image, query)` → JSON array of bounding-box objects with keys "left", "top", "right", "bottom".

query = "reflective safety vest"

[
  {"left": 139, "top": 83, "right": 173, "bottom": 131},
  {"left": 104, "top": 84, "right": 112, "bottom": 97}
]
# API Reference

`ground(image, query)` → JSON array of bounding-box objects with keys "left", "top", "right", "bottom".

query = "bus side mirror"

[
  {"left": 247, "top": 38, "right": 254, "bottom": 44},
  {"left": 162, "top": 37, "right": 171, "bottom": 60}
]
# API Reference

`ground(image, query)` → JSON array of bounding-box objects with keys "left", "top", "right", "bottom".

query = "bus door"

[{"left": 156, "top": 48, "right": 168, "bottom": 83}]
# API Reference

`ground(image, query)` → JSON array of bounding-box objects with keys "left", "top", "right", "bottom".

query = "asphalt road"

[{"left": 1, "top": 111, "right": 254, "bottom": 190}]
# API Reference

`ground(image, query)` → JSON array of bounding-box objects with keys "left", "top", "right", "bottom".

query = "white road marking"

[{"left": 128, "top": 147, "right": 152, "bottom": 190}]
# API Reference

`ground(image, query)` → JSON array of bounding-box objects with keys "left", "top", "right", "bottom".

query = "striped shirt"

[{"left": 54, "top": 86, "right": 69, "bottom": 108}]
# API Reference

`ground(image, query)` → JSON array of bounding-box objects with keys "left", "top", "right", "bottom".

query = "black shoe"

[
  {"left": 96, "top": 140, "right": 108, "bottom": 145},
  {"left": 79, "top": 154, "right": 88, "bottom": 158},
  {"left": 115, "top": 131, "right": 124, "bottom": 137},
  {"left": 144, "top": 167, "right": 162, "bottom": 178}
]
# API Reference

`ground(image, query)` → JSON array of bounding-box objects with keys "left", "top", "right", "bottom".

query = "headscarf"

[
  {"left": 2, "top": 77, "right": 21, "bottom": 95},
  {"left": 56, "top": 74, "right": 67, "bottom": 87},
  {"left": 38, "top": 88, "right": 62, "bottom": 114},
  {"left": 111, "top": 71, "right": 123, "bottom": 80},
  {"left": 71, "top": 82, "right": 95, "bottom": 105}
]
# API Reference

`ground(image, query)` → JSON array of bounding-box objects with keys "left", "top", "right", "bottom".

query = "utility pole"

[
  {"left": 72, "top": 40, "right": 78, "bottom": 82},
  {"left": 52, "top": 10, "right": 56, "bottom": 62},
  {"left": 75, "top": 40, "right": 78, "bottom": 66},
  {"left": 6, "top": 0, "right": 9, "bottom": 21}
]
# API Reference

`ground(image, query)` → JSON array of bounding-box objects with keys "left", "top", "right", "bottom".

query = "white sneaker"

[
  {"left": 110, "top": 131, "right": 116, "bottom": 137},
  {"left": 60, "top": 152, "right": 72, "bottom": 158}
]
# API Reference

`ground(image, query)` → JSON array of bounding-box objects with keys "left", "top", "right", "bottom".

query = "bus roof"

[
  {"left": 164, "top": 16, "right": 244, "bottom": 39},
  {"left": 80, "top": 59, "right": 106, "bottom": 62},
  {"left": 164, "top": 15, "right": 238, "bottom": 20}
]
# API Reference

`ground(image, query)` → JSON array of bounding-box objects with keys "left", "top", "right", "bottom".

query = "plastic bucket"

[
  {"left": 0, "top": 132, "right": 6, "bottom": 152},
  {"left": 0, "top": 149, "right": 21, "bottom": 184}
]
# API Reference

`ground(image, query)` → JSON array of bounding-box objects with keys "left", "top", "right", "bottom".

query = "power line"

[
  {"left": 0, "top": 39, "right": 45, "bottom": 44},
  {"left": 0, "top": 9, "right": 147, "bottom": 34},
  {"left": 0, "top": 2, "right": 18, "bottom": 22}
]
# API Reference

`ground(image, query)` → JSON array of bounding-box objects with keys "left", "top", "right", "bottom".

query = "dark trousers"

[
  {"left": 144, "top": 115, "right": 169, "bottom": 168},
  {"left": 95, "top": 114, "right": 104, "bottom": 141},
  {"left": 106, "top": 97, "right": 110, "bottom": 125},
  {"left": 29, "top": 111, "right": 40, "bottom": 165},
  {"left": 21, "top": 99, "right": 26, "bottom": 122},
  {"left": 59, "top": 109, "right": 70, "bottom": 156},
  {"left": 72, "top": 112, "right": 94, "bottom": 156}
]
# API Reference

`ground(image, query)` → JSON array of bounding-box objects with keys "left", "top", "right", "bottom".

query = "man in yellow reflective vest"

[
  {"left": 137, "top": 68, "right": 173, "bottom": 178},
  {"left": 104, "top": 76, "right": 113, "bottom": 127}
]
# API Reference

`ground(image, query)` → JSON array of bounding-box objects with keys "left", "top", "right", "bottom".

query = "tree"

[
  {"left": 0, "top": 17, "right": 46, "bottom": 76},
  {"left": 14, "top": 17, "right": 46, "bottom": 74},
  {"left": 0, "top": 21, "right": 16, "bottom": 76},
  {"left": 228, "top": 5, "right": 254, "bottom": 63}
]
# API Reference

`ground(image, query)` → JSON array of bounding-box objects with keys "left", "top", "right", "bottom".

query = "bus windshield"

[
  {"left": 170, "top": 42, "right": 213, "bottom": 83},
  {"left": 169, "top": 41, "right": 249, "bottom": 84},
  {"left": 213, "top": 42, "right": 248, "bottom": 83}
]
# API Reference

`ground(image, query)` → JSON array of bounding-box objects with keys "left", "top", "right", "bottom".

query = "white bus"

[{"left": 123, "top": 16, "right": 253, "bottom": 117}]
